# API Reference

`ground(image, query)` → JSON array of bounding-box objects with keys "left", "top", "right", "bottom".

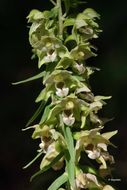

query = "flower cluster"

[{"left": 22, "top": 1, "right": 117, "bottom": 190}]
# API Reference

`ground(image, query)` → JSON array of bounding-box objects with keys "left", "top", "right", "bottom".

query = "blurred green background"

[{"left": 0, "top": 0, "right": 127, "bottom": 189}]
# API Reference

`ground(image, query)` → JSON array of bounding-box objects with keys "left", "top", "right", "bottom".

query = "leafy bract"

[
  {"left": 12, "top": 71, "right": 45, "bottom": 85},
  {"left": 48, "top": 172, "right": 68, "bottom": 190},
  {"left": 63, "top": 125, "right": 76, "bottom": 189},
  {"left": 26, "top": 100, "right": 46, "bottom": 127},
  {"left": 30, "top": 151, "right": 64, "bottom": 181}
]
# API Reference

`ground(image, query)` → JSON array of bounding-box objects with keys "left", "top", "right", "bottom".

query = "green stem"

[{"left": 57, "top": 0, "right": 63, "bottom": 39}]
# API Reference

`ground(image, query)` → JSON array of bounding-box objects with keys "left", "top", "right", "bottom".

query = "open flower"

[
  {"left": 75, "top": 8, "right": 101, "bottom": 41},
  {"left": 85, "top": 143, "right": 107, "bottom": 160},
  {"left": 36, "top": 126, "right": 65, "bottom": 151},
  {"left": 75, "top": 168, "right": 115, "bottom": 190},
  {"left": 45, "top": 94, "right": 86, "bottom": 127},
  {"left": 35, "top": 70, "right": 72, "bottom": 103},
  {"left": 32, "top": 125, "right": 55, "bottom": 152},
  {"left": 32, "top": 36, "right": 68, "bottom": 68},
  {"left": 76, "top": 170, "right": 102, "bottom": 189},
  {"left": 43, "top": 48, "right": 57, "bottom": 63},
  {"left": 32, "top": 124, "right": 66, "bottom": 170},
  {"left": 70, "top": 44, "right": 96, "bottom": 61},
  {"left": 75, "top": 128, "right": 117, "bottom": 168},
  {"left": 43, "top": 69, "right": 90, "bottom": 100},
  {"left": 85, "top": 142, "right": 115, "bottom": 169}
]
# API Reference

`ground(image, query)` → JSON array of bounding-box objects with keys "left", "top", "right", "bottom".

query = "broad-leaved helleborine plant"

[{"left": 13, "top": 0, "right": 117, "bottom": 189}]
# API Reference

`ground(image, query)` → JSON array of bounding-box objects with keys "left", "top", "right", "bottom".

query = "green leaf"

[
  {"left": 12, "top": 71, "right": 45, "bottom": 85},
  {"left": 48, "top": 172, "right": 68, "bottom": 190},
  {"left": 23, "top": 151, "right": 43, "bottom": 169},
  {"left": 63, "top": 125, "right": 75, "bottom": 189},
  {"left": 40, "top": 148, "right": 59, "bottom": 170},
  {"left": 39, "top": 104, "right": 52, "bottom": 124},
  {"left": 80, "top": 165, "right": 97, "bottom": 175},
  {"left": 56, "top": 57, "right": 73, "bottom": 70},
  {"left": 35, "top": 86, "right": 53, "bottom": 103},
  {"left": 30, "top": 151, "right": 64, "bottom": 181},
  {"left": 47, "top": 104, "right": 62, "bottom": 123},
  {"left": 26, "top": 101, "right": 46, "bottom": 127}
]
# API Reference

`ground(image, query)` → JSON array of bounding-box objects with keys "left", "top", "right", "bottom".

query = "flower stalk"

[
  {"left": 14, "top": 0, "right": 118, "bottom": 189},
  {"left": 57, "top": 0, "right": 63, "bottom": 39}
]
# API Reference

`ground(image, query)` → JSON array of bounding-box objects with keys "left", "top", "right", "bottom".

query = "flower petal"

[
  {"left": 86, "top": 149, "right": 100, "bottom": 159},
  {"left": 86, "top": 173, "right": 100, "bottom": 187},
  {"left": 97, "top": 143, "right": 107, "bottom": 151},
  {"left": 103, "top": 185, "right": 115, "bottom": 190},
  {"left": 62, "top": 113, "right": 75, "bottom": 126},
  {"left": 56, "top": 87, "right": 69, "bottom": 97}
]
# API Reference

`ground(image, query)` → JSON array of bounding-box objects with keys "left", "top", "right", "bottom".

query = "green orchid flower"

[
  {"left": 35, "top": 70, "right": 74, "bottom": 103},
  {"left": 75, "top": 128, "right": 117, "bottom": 168},
  {"left": 36, "top": 69, "right": 91, "bottom": 104},
  {"left": 56, "top": 56, "right": 87, "bottom": 76},
  {"left": 31, "top": 124, "right": 66, "bottom": 170},
  {"left": 27, "top": 7, "right": 59, "bottom": 46},
  {"left": 44, "top": 94, "right": 88, "bottom": 128},
  {"left": 76, "top": 168, "right": 102, "bottom": 190},
  {"left": 75, "top": 8, "right": 101, "bottom": 42},
  {"left": 31, "top": 36, "right": 68, "bottom": 68},
  {"left": 76, "top": 169, "right": 115, "bottom": 190},
  {"left": 70, "top": 44, "right": 96, "bottom": 61}
]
